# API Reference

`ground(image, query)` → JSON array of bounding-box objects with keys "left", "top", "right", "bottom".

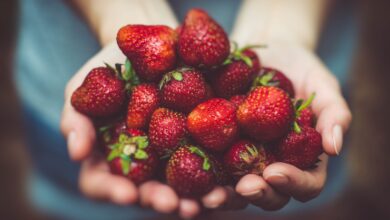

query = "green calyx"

[
  {"left": 252, "top": 69, "right": 279, "bottom": 89},
  {"left": 158, "top": 68, "right": 189, "bottom": 89},
  {"left": 188, "top": 146, "right": 211, "bottom": 171},
  {"left": 293, "top": 93, "right": 316, "bottom": 133},
  {"left": 239, "top": 144, "right": 259, "bottom": 163},
  {"left": 106, "top": 133, "right": 149, "bottom": 175},
  {"left": 105, "top": 59, "right": 140, "bottom": 92},
  {"left": 223, "top": 42, "right": 266, "bottom": 67}
]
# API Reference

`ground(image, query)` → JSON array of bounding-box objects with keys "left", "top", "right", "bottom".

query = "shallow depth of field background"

[{"left": 1, "top": 0, "right": 390, "bottom": 219}]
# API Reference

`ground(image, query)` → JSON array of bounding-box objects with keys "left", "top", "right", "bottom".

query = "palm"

[{"left": 231, "top": 42, "right": 352, "bottom": 209}]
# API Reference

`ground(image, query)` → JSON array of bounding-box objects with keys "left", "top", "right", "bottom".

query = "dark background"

[{"left": 1, "top": 0, "right": 390, "bottom": 219}]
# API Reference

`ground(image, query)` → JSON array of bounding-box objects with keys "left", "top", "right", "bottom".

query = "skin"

[{"left": 62, "top": 0, "right": 351, "bottom": 218}]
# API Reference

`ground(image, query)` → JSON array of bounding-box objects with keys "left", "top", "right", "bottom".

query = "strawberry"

[
  {"left": 253, "top": 67, "right": 295, "bottom": 97},
  {"left": 294, "top": 94, "right": 316, "bottom": 127},
  {"left": 98, "top": 121, "right": 146, "bottom": 155},
  {"left": 297, "top": 108, "right": 315, "bottom": 127},
  {"left": 166, "top": 145, "right": 216, "bottom": 198},
  {"left": 149, "top": 108, "right": 187, "bottom": 157},
  {"left": 71, "top": 67, "right": 126, "bottom": 117},
  {"left": 212, "top": 48, "right": 261, "bottom": 98},
  {"left": 159, "top": 68, "right": 208, "bottom": 113},
  {"left": 224, "top": 140, "right": 272, "bottom": 179},
  {"left": 126, "top": 84, "right": 160, "bottom": 129},
  {"left": 106, "top": 131, "right": 158, "bottom": 185},
  {"left": 229, "top": 95, "right": 246, "bottom": 107},
  {"left": 269, "top": 126, "right": 323, "bottom": 169},
  {"left": 117, "top": 25, "right": 177, "bottom": 82},
  {"left": 237, "top": 86, "right": 294, "bottom": 142},
  {"left": 187, "top": 98, "right": 238, "bottom": 151},
  {"left": 178, "top": 9, "right": 230, "bottom": 68}
]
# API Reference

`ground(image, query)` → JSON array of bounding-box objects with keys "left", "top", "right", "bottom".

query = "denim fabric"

[{"left": 14, "top": 0, "right": 356, "bottom": 219}]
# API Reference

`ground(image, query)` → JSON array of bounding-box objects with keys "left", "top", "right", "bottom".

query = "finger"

[
  {"left": 202, "top": 186, "right": 248, "bottom": 210},
  {"left": 235, "top": 174, "right": 290, "bottom": 210},
  {"left": 61, "top": 101, "right": 95, "bottom": 161},
  {"left": 263, "top": 154, "right": 328, "bottom": 202},
  {"left": 305, "top": 69, "right": 352, "bottom": 155},
  {"left": 179, "top": 199, "right": 201, "bottom": 219},
  {"left": 139, "top": 181, "right": 179, "bottom": 213},
  {"left": 201, "top": 186, "right": 227, "bottom": 209},
  {"left": 60, "top": 42, "right": 126, "bottom": 161},
  {"left": 220, "top": 186, "right": 249, "bottom": 210},
  {"left": 79, "top": 154, "right": 138, "bottom": 205}
]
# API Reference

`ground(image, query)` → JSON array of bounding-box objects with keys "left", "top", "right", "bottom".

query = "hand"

[
  {"left": 234, "top": 41, "right": 352, "bottom": 210},
  {"left": 60, "top": 42, "right": 247, "bottom": 219}
]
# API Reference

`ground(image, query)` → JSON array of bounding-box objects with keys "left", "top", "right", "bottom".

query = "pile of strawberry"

[{"left": 71, "top": 9, "right": 322, "bottom": 198}]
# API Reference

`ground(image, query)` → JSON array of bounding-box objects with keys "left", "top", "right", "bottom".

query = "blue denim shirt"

[{"left": 14, "top": 0, "right": 357, "bottom": 219}]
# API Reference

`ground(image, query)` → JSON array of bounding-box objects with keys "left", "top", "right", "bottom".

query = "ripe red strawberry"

[
  {"left": 98, "top": 121, "right": 147, "bottom": 155},
  {"left": 117, "top": 25, "right": 177, "bottom": 82},
  {"left": 294, "top": 94, "right": 316, "bottom": 127},
  {"left": 237, "top": 87, "right": 294, "bottom": 142},
  {"left": 106, "top": 130, "right": 158, "bottom": 185},
  {"left": 126, "top": 84, "right": 160, "bottom": 129},
  {"left": 149, "top": 108, "right": 187, "bottom": 157},
  {"left": 229, "top": 95, "right": 246, "bottom": 107},
  {"left": 178, "top": 9, "right": 230, "bottom": 68},
  {"left": 212, "top": 48, "right": 261, "bottom": 98},
  {"left": 166, "top": 145, "right": 216, "bottom": 198},
  {"left": 224, "top": 140, "right": 272, "bottom": 179},
  {"left": 269, "top": 126, "right": 323, "bottom": 169},
  {"left": 71, "top": 67, "right": 126, "bottom": 117},
  {"left": 159, "top": 68, "right": 208, "bottom": 113},
  {"left": 253, "top": 67, "right": 295, "bottom": 97},
  {"left": 297, "top": 108, "right": 315, "bottom": 127},
  {"left": 187, "top": 98, "right": 238, "bottom": 151}
]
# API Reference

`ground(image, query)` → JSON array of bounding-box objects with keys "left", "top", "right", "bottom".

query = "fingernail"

[
  {"left": 266, "top": 173, "right": 289, "bottom": 185},
  {"left": 203, "top": 199, "right": 219, "bottom": 209},
  {"left": 203, "top": 191, "right": 223, "bottom": 209},
  {"left": 180, "top": 200, "right": 198, "bottom": 219},
  {"left": 241, "top": 189, "right": 263, "bottom": 197},
  {"left": 332, "top": 125, "right": 343, "bottom": 155},
  {"left": 204, "top": 202, "right": 219, "bottom": 209},
  {"left": 67, "top": 131, "right": 77, "bottom": 149}
]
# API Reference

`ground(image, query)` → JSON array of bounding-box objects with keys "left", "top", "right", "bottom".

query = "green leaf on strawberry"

[
  {"left": 134, "top": 149, "right": 148, "bottom": 160},
  {"left": 120, "top": 158, "right": 131, "bottom": 175},
  {"left": 189, "top": 146, "right": 211, "bottom": 171}
]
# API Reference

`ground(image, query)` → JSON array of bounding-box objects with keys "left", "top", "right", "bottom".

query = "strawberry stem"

[
  {"left": 159, "top": 70, "right": 183, "bottom": 89},
  {"left": 297, "top": 93, "right": 316, "bottom": 112},
  {"left": 188, "top": 146, "right": 211, "bottom": 171},
  {"left": 104, "top": 62, "right": 119, "bottom": 77},
  {"left": 293, "top": 121, "right": 302, "bottom": 133}
]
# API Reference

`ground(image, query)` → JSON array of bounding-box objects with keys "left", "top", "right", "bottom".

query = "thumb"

[
  {"left": 307, "top": 71, "right": 352, "bottom": 156},
  {"left": 61, "top": 97, "right": 96, "bottom": 161}
]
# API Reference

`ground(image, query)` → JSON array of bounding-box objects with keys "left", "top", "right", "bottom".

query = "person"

[{"left": 15, "top": 0, "right": 353, "bottom": 219}]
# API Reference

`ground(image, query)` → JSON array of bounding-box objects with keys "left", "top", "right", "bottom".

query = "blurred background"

[{"left": 1, "top": 0, "right": 390, "bottom": 219}]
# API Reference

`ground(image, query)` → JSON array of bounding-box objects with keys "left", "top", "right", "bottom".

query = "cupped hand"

[
  {"left": 235, "top": 41, "right": 352, "bottom": 210},
  {"left": 60, "top": 42, "right": 247, "bottom": 219}
]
